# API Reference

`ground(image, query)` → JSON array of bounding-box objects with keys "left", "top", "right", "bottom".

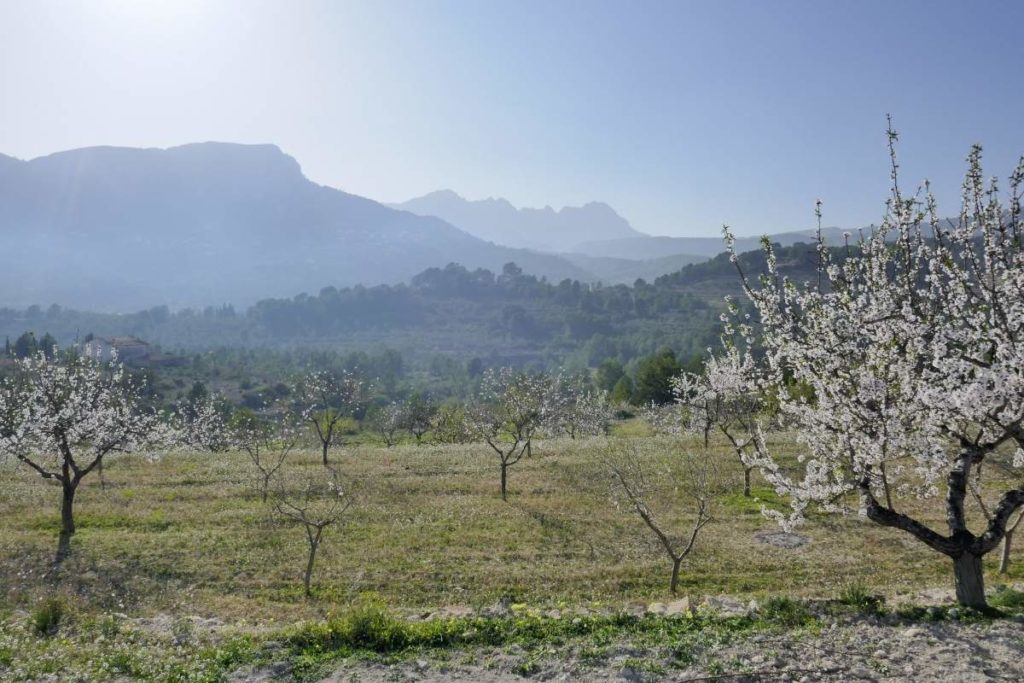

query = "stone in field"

[{"left": 755, "top": 530, "right": 810, "bottom": 548}]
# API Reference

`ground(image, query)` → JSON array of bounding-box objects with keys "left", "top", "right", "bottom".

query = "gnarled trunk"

[{"left": 953, "top": 552, "right": 986, "bottom": 609}]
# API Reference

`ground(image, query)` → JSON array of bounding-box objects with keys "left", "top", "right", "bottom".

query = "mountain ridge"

[
  {"left": 0, "top": 143, "right": 598, "bottom": 311},
  {"left": 389, "top": 189, "right": 644, "bottom": 252}
]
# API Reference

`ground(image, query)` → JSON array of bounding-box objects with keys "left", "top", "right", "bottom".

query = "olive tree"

[
  {"left": 431, "top": 404, "right": 472, "bottom": 444},
  {"left": 0, "top": 352, "right": 170, "bottom": 561},
  {"left": 401, "top": 392, "right": 437, "bottom": 443},
  {"left": 733, "top": 128, "right": 1024, "bottom": 608}
]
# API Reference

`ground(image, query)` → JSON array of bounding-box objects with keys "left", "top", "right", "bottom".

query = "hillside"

[
  {"left": 0, "top": 145, "right": 594, "bottom": 311},
  {"left": 0, "top": 243, "right": 827, "bottom": 373}
]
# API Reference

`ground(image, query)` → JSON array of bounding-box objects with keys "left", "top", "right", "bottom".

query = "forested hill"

[{"left": 0, "top": 242, "right": 825, "bottom": 371}]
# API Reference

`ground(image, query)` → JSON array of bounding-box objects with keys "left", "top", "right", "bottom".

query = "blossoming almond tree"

[
  {"left": 602, "top": 442, "right": 718, "bottom": 594},
  {"left": 733, "top": 127, "right": 1024, "bottom": 608},
  {"left": 299, "top": 370, "right": 368, "bottom": 465},
  {"left": 546, "top": 375, "right": 615, "bottom": 439},
  {"left": 231, "top": 409, "right": 305, "bottom": 503},
  {"left": 175, "top": 394, "right": 231, "bottom": 452},
  {"left": 467, "top": 368, "right": 551, "bottom": 500},
  {"left": 0, "top": 352, "right": 171, "bottom": 562},
  {"left": 271, "top": 465, "right": 352, "bottom": 598},
  {"left": 672, "top": 342, "right": 767, "bottom": 497}
]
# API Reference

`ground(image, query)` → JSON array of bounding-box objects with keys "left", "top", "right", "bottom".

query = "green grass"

[
  {"left": 1, "top": 432, "right": 1023, "bottom": 679},
  {"left": 2, "top": 432, "right": 1013, "bottom": 621},
  {"left": 0, "top": 595, "right": 823, "bottom": 683}
]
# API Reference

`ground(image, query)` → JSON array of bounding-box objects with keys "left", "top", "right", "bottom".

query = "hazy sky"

[{"left": 2, "top": 0, "right": 1022, "bottom": 237}]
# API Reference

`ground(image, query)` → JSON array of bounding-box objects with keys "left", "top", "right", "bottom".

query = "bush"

[
  {"left": 32, "top": 597, "right": 64, "bottom": 636},
  {"left": 759, "top": 596, "right": 813, "bottom": 627},
  {"left": 989, "top": 586, "right": 1024, "bottom": 612},
  {"left": 838, "top": 581, "right": 885, "bottom": 614}
]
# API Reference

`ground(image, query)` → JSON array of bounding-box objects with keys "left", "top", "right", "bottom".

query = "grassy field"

[
  {"left": 3, "top": 430, "right": 1024, "bottom": 680},
  {"left": 2, "top": 430, "right": 1017, "bottom": 624}
]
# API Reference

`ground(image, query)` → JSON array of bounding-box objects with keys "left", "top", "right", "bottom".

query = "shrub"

[
  {"left": 759, "top": 596, "right": 813, "bottom": 627},
  {"left": 838, "top": 581, "right": 885, "bottom": 615},
  {"left": 32, "top": 597, "right": 64, "bottom": 636}
]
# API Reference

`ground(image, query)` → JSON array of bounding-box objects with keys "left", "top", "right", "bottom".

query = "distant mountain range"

[
  {"left": 389, "top": 190, "right": 644, "bottom": 253},
  {"left": 0, "top": 142, "right": 847, "bottom": 312},
  {"left": 0, "top": 144, "right": 602, "bottom": 310},
  {"left": 391, "top": 188, "right": 848, "bottom": 264}
]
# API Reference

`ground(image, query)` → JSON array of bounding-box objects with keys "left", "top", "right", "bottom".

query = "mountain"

[
  {"left": 390, "top": 190, "right": 644, "bottom": 252},
  {"left": 391, "top": 189, "right": 856, "bottom": 267},
  {"left": 0, "top": 144, "right": 594, "bottom": 311}
]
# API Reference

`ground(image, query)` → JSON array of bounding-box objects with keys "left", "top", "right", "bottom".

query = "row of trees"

[{"left": 0, "top": 348, "right": 617, "bottom": 565}]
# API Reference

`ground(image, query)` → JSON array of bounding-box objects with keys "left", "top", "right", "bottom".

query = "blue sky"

[{"left": 1, "top": 0, "right": 1022, "bottom": 237}]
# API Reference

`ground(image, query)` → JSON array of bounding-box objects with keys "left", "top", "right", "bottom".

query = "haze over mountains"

[
  {"left": 390, "top": 190, "right": 644, "bottom": 252},
  {"left": 0, "top": 141, "right": 841, "bottom": 313},
  {"left": 0, "top": 143, "right": 600, "bottom": 310},
  {"left": 392, "top": 188, "right": 852, "bottom": 260}
]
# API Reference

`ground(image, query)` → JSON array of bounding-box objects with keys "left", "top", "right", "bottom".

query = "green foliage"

[
  {"left": 758, "top": 596, "right": 814, "bottom": 627},
  {"left": 989, "top": 586, "right": 1024, "bottom": 612},
  {"left": 284, "top": 601, "right": 812, "bottom": 664},
  {"left": 31, "top": 597, "right": 64, "bottom": 636},
  {"left": 631, "top": 348, "right": 681, "bottom": 405},
  {"left": 12, "top": 331, "right": 38, "bottom": 359},
  {"left": 596, "top": 359, "right": 625, "bottom": 392},
  {"left": 838, "top": 582, "right": 885, "bottom": 615},
  {"left": 0, "top": 257, "right": 733, "bottom": 383},
  {"left": 610, "top": 376, "right": 634, "bottom": 404}
]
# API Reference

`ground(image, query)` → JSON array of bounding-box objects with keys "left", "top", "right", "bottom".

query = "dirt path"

[{"left": 309, "top": 617, "right": 1024, "bottom": 682}]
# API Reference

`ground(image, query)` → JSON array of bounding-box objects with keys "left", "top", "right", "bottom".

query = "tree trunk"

[
  {"left": 953, "top": 552, "right": 987, "bottom": 608},
  {"left": 56, "top": 480, "right": 77, "bottom": 563},
  {"left": 304, "top": 539, "right": 319, "bottom": 598},
  {"left": 500, "top": 462, "right": 508, "bottom": 501},
  {"left": 670, "top": 556, "right": 682, "bottom": 594},
  {"left": 743, "top": 466, "right": 752, "bottom": 498},
  {"left": 321, "top": 441, "right": 329, "bottom": 466},
  {"left": 880, "top": 462, "right": 893, "bottom": 510},
  {"left": 1000, "top": 530, "right": 1014, "bottom": 574}
]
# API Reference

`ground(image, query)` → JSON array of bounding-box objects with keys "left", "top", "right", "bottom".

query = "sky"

[{"left": 1, "top": 0, "right": 1022, "bottom": 238}]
